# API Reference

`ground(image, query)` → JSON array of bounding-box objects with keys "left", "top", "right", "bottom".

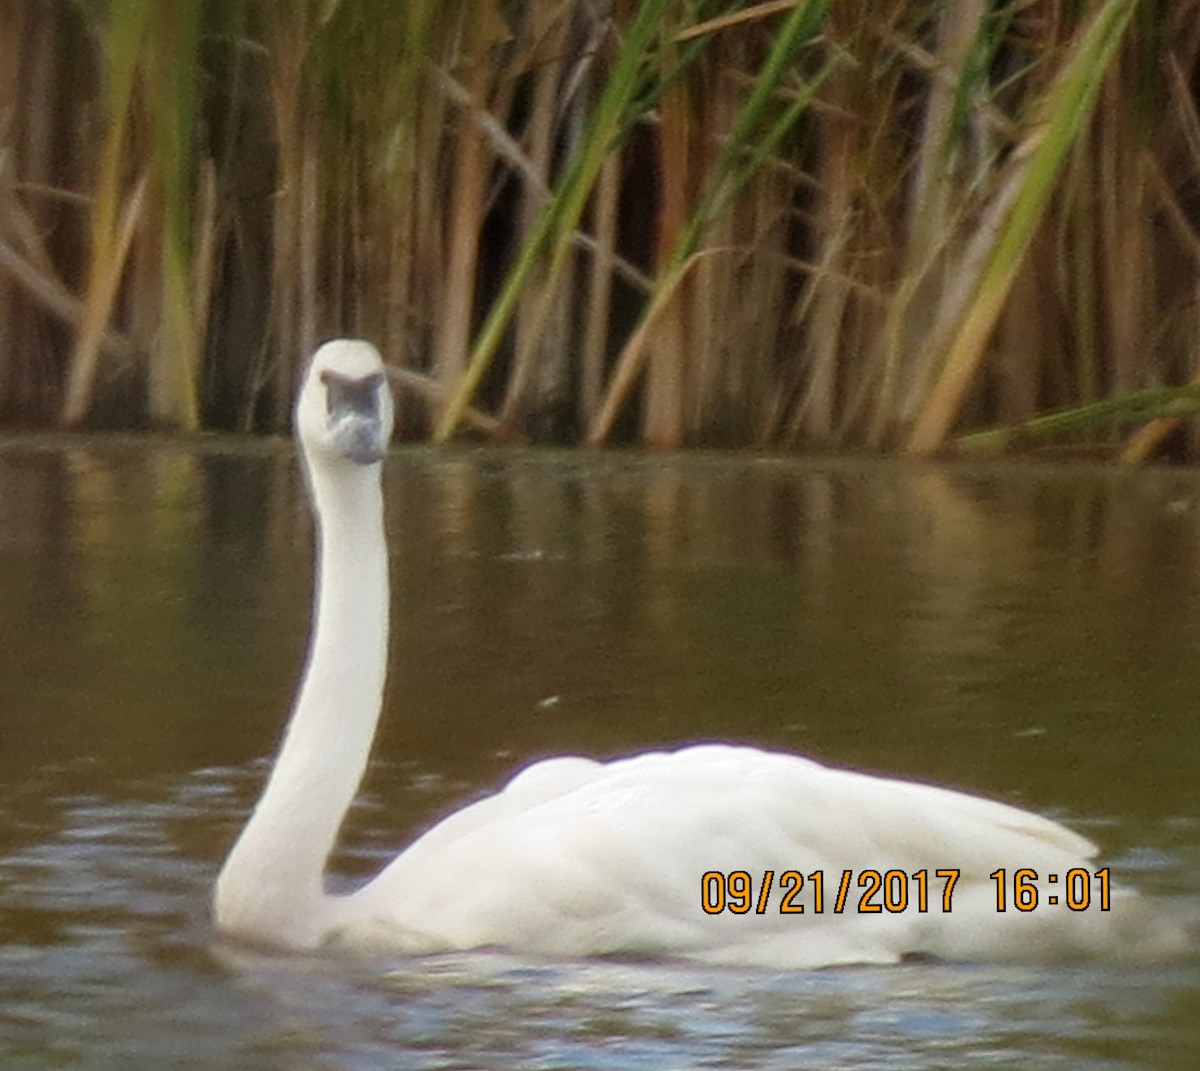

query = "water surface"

[{"left": 1, "top": 440, "right": 1198, "bottom": 1068}]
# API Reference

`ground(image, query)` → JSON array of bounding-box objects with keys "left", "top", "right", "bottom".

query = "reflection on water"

[{"left": 0, "top": 438, "right": 1198, "bottom": 1068}]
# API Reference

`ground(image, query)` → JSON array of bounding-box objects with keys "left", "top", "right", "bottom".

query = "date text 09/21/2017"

[{"left": 700, "top": 868, "right": 1113, "bottom": 915}]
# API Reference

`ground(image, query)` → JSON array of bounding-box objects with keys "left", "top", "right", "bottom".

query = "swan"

[{"left": 214, "top": 338, "right": 1180, "bottom": 967}]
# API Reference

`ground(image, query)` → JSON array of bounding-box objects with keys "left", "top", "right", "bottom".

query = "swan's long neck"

[{"left": 215, "top": 454, "right": 388, "bottom": 947}]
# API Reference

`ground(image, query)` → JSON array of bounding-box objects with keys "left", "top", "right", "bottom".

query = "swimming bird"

[{"left": 214, "top": 338, "right": 1175, "bottom": 967}]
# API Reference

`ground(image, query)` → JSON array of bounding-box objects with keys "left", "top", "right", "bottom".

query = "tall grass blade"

[
  {"left": 432, "top": 0, "right": 507, "bottom": 411},
  {"left": 62, "top": 0, "right": 152, "bottom": 425},
  {"left": 905, "top": 0, "right": 1139, "bottom": 455}
]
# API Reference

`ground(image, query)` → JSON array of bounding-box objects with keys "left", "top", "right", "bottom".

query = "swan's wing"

[
  {"left": 342, "top": 744, "right": 1135, "bottom": 966},
  {"left": 388, "top": 754, "right": 607, "bottom": 863}
]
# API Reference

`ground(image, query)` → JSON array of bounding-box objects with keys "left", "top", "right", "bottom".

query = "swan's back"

[{"left": 333, "top": 744, "right": 1172, "bottom": 966}]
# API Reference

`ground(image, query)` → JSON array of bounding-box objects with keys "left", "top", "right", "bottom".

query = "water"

[{"left": 0, "top": 439, "right": 1198, "bottom": 1069}]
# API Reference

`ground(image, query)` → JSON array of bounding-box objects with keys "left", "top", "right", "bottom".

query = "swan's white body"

[{"left": 215, "top": 339, "right": 1169, "bottom": 967}]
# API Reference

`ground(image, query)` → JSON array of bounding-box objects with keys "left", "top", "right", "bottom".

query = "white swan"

[{"left": 215, "top": 338, "right": 1177, "bottom": 967}]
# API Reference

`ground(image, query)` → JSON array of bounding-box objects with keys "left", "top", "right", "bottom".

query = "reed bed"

[{"left": 1, "top": 0, "right": 1200, "bottom": 458}]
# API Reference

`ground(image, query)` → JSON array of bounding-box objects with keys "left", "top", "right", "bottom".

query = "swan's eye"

[{"left": 321, "top": 371, "right": 383, "bottom": 421}]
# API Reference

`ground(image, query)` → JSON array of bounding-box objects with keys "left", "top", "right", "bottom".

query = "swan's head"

[{"left": 296, "top": 339, "right": 395, "bottom": 467}]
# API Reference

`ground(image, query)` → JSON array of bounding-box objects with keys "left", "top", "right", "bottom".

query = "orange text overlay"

[{"left": 700, "top": 867, "right": 1112, "bottom": 915}]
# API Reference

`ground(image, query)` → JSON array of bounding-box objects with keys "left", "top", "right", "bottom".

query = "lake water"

[{"left": 0, "top": 439, "right": 1198, "bottom": 1068}]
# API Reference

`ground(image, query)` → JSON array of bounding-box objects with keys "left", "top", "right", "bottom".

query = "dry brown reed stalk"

[
  {"left": 641, "top": 48, "right": 692, "bottom": 448},
  {"left": 0, "top": 0, "right": 23, "bottom": 416},
  {"left": 687, "top": 44, "right": 791, "bottom": 445},
  {"left": 432, "top": 1, "right": 508, "bottom": 417},
  {"left": 580, "top": 150, "right": 621, "bottom": 428},
  {"left": 1117, "top": 26, "right": 1200, "bottom": 463},
  {"left": 385, "top": 364, "right": 525, "bottom": 443},
  {"left": 501, "top": 2, "right": 574, "bottom": 432},
  {"left": 257, "top": 3, "right": 314, "bottom": 429},
  {"left": 0, "top": 7, "right": 85, "bottom": 422},
  {"left": 786, "top": 3, "right": 860, "bottom": 445}
]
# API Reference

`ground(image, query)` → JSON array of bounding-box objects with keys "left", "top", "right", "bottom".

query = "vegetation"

[{"left": 2, "top": 0, "right": 1200, "bottom": 458}]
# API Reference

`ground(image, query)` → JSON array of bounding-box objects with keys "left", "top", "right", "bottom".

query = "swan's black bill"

[
  {"left": 322, "top": 370, "right": 384, "bottom": 420},
  {"left": 321, "top": 370, "right": 388, "bottom": 464}
]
